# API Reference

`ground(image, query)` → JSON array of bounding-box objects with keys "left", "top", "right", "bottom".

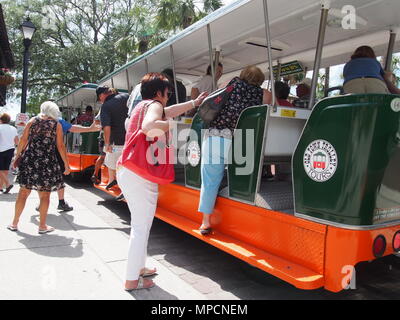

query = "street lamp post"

[{"left": 20, "top": 17, "right": 36, "bottom": 114}]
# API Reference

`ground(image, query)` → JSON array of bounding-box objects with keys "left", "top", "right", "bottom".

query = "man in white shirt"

[
  {"left": 189, "top": 63, "right": 223, "bottom": 116},
  {"left": 191, "top": 63, "right": 223, "bottom": 98},
  {"left": 0, "top": 113, "right": 18, "bottom": 193}
]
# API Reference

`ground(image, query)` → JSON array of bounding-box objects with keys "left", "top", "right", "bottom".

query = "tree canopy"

[{"left": 3, "top": 0, "right": 223, "bottom": 113}]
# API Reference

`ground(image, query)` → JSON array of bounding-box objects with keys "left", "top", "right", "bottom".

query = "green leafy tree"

[
  {"left": 3, "top": 0, "right": 155, "bottom": 113},
  {"left": 203, "top": 0, "right": 223, "bottom": 13},
  {"left": 155, "top": 0, "right": 222, "bottom": 33},
  {"left": 3, "top": 0, "right": 223, "bottom": 114},
  {"left": 392, "top": 55, "right": 400, "bottom": 85}
]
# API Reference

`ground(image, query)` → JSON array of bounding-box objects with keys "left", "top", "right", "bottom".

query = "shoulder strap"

[{"left": 138, "top": 100, "right": 160, "bottom": 130}]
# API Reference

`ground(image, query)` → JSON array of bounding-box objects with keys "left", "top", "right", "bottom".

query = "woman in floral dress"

[
  {"left": 7, "top": 101, "right": 70, "bottom": 234},
  {"left": 197, "top": 65, "right": 272, "bottom": 234}
]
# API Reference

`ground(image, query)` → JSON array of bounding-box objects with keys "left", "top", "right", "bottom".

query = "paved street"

[{"left": 1, "top": 176, "right": 400, "bottom": 300}]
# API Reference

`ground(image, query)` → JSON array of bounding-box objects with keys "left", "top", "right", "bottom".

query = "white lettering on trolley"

[{"left": 374, "top": 207, "right": 400, "bottom": 222}]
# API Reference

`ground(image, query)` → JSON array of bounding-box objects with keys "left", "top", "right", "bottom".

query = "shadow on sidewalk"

[
  {"left": 0, "top": 193, "right": 17, "bottom": 202},
  {"left": 126, "top": 285, "right": 179, "bottom": 300},
  {"left": 14, "top": 230, "right": 84, "bottom": 258},
  {"left": 30, "top": 213, "right": 122, "bottom": 233}
]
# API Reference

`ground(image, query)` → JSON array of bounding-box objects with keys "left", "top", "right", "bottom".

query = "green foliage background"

[{"left": 2, "top": 0, "right": 222, "bottom": 114}]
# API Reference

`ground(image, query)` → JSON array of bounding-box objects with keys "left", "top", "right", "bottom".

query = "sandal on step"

[
  {"left": 140, "top": 267, "right": 157, "bottom": 277},
  {"left": 200, "top": 227, "right": 212, "bottom": 235},
  {"left": 125, "top": 276, "right": 155, "bottom": 291}
]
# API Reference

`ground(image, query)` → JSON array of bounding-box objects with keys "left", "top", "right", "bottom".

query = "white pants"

[{"left": 117, "top": 166, "right": 158, "bottom": 281}]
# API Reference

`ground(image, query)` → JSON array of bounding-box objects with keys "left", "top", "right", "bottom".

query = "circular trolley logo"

[
  {"left": 187, "top": 140, "right": 201, "bottom": 167},
  {"left": 304, "top": 140, "right": 338, "bottom": 182},
  {"left": 391, "top": 98, "right": 400, "bottom": 112}
]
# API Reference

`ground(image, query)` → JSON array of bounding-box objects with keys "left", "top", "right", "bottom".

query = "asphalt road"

[{"left": 65, "top": 177, "right": 400, "bottom": 300}]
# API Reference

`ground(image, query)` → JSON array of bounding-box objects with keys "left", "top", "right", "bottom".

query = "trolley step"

[{"left": 155, "top": 206, "right": 324, "bottom": 290}]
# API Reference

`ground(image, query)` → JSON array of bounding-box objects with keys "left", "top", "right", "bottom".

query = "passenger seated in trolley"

[
  {"left": 293, "top": 78, "right": 312, "bottom": 108},
  {"left": 274, "top": 81, "right": 294, "bottom": 107},
  {"left": 343, "top": 45, "right": 393, "bottom": 94},
  {"left": 188, "top": 63, "right": 223, "bottom": 117},
  {"left": 75, "top": 105, "right": 94, "bottom": 126}
]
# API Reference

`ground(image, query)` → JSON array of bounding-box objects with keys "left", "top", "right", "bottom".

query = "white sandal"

[{"left": 38, "top": 226, "right": 55, "bottom": 234}]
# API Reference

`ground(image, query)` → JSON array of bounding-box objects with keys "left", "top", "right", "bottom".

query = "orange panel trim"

[{"left": 94, "top": 167, "right": 400, "bottom": 292}]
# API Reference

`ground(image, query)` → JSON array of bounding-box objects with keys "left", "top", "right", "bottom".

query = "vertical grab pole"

[
  {"left": 254, "top": 0, "right": 276, "bottom": 199},
  {"left": 170, "top": 45, "right": 180, "bottom": 104},
  {"left": 125, "top": 69, "right": 131, "bottom": 93},
  {"left": 145, "top": 59, "right": 149, "bottom": 74},
  {"left": 324, "top": 67, "right": 330, "bottom": 97},
  {"left": 276, "top": 60, "right": 281, "bottom": 82},
  {"left": 384, "top": 29, "right": 397, "bottom": 71},
  {"left": 66, "top": 96, "right": 70, "bottom": 121},
  {"left": 214, "top": 46, "right": 221, "bottom": 89},
  {"left": 308, "top": 0, "right": 330, "bottom": 109},
  {"left": 262, "top": 0, "right": 275, "bottom": 107},
  {"left": 207, "top": 24, "right": 216, "bottom": 92}
]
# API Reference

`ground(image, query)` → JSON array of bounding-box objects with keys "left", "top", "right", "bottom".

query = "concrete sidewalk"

[{"left": 0, "top": 184, "right": 205, "bottom": 300}]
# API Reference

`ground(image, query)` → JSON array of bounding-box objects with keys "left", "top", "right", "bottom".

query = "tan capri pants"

[{"left": 344, "top": 78, "right": 389, "bottom": 94}]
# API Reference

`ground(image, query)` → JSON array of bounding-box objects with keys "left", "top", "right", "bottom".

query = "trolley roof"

[
  {"left": 98, "top": 0, "right": 400, "bottom": 89},
  {"left": 56, "top": 83, "right": 98, "bottom": 109},
  {"left": 56, "top": 83, "right": 128, "bottom": 110}
]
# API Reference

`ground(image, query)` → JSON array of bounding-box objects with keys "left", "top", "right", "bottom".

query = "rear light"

[
  {"left": 393, "top": 231, "right": 400, "bottom": 253},
  {"left": 373, "top": 235, "right": 386, "bottom": 258}
]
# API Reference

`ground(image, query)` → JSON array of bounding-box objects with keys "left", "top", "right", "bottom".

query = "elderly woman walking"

[
  {"left": 7, "top": 101, "right": 70, "bottom": 234},
  {"left": 118, "top": 73, "right": 207, "bottom": 290}
]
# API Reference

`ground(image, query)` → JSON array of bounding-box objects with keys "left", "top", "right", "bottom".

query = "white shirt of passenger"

[
  {"left": 0, "top": 124, "right": 18, "bottom": 152},
  {"left": 193, "top": 74, "right": 215, "bottom": 94}
]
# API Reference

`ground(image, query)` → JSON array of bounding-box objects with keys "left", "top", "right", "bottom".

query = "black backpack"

[{"left": 197, "top": 82, "right": 235, "bottom": 125}]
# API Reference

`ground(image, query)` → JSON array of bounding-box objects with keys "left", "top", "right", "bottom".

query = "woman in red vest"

[{"left": 118, "top": 73, "right": 207, "bottom": 291}]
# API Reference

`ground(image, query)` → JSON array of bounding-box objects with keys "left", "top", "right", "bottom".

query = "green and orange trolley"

[{"left": 63, "top": 0, "right": 400, "bottom": 292}]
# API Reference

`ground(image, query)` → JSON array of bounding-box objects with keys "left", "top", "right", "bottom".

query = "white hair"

[{"left": 40, "top": 101, "right": 60, "bottom": 120}]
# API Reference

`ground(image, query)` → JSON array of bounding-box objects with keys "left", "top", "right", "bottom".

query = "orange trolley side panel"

[
  {"left": 67, "top": 153, "right": 81, "bottom": 172},
  {"left": 94, "top": 174, "right": 400, "bottom": 292},
  {"left": 67, "top": 153, "right": 97, "bottom": 173},
  {"left": 324, "top": 225, "right": 400, "bottom": 292},
  {"left": 80, "top": 154, "right": 97, "bottom": 171},
  {"left": 94, "top": 177, "right": 325, "bottom": 290},
  {"left": 157, "top": 183, "right": 327, "bottom": 290}
]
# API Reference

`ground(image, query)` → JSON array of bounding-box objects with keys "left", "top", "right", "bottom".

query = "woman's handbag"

[
  {"left": 119, "top": 101, "right": 175, "bottom": 185},
  {"left": 197, "top": 80, "right": 235, "bottom": 124}
]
